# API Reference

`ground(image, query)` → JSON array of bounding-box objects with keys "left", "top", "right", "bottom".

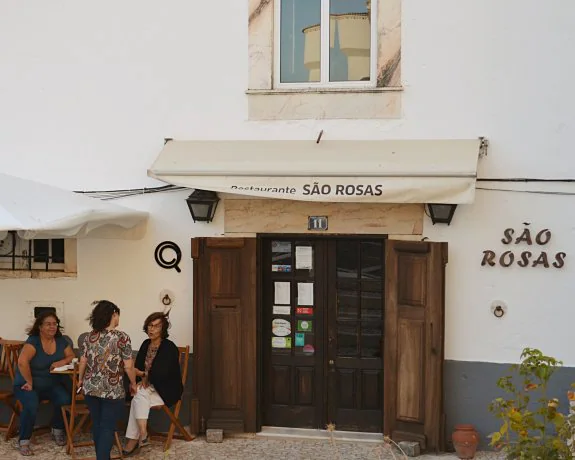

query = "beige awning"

[
  {"left": 0, "top": 173, "right": 149, "bottom": 240},
  {"left": 148, "top": 139, "right": 484, "bottom": 204}
]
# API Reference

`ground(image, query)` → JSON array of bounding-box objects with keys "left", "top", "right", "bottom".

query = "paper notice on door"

[
  {"left": 274, "top": 282, "right": 291, "bottom": 305},
  {"left": 273, "top": 305, "right": 291, "bottom": 315},
  {"left": 297, "top": 282, "right": 314, "bottom": 306},
  {"left": 295, "top": 246, "right": 313, "bottom": 270},
  {"left": 272, "top": 241, "right": 291, "bottom": 253},
  {"left": 272, "top": 337, "right": 292, "bottom": 348}
]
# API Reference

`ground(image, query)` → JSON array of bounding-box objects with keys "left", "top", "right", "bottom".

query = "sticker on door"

[
  {"left": 272, "top": 337, "right": 292, "bottom": 348},
  {"left": 272, "top": 319, "right": 291, "bottom": 336}
]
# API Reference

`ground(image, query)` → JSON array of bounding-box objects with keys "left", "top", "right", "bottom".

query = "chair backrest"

[
  {"left": 177, "top": 346, "right": 190, "bottom": 386},
  {"left": 68, "top": 363, "right": 84, "bottom": 413},
  {"left": 0, "top": 340, "right": 24, "bottom": 382},
  {"left": 77, "top": 332, "right": 89, "bottom": 349}
]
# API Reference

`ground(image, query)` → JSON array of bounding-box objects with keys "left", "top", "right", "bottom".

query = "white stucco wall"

[
  {"left": 0, "top": 1, "right": 574, "bottom": 361},
  {"left": 0, "top": 190, "right": 224, "bottom": 349}
]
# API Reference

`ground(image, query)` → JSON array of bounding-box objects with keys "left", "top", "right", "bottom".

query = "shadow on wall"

[{"left": 444, "top": 360, "right": 575, "bottom": 450}]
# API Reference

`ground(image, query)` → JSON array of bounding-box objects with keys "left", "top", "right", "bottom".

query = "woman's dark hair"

[
  {"left": 88, "top": 300, "right": 120, "bottom": 332},
  {"left": 143, "top": 311, "right": 171, "bottom": 339},
  {"left": 26, "top": 311, "right": 63, "bottom": 337}
]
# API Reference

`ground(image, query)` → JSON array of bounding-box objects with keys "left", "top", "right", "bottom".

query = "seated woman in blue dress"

[{"left": 14, "top": 311, "right": 75, "bottom": 456}]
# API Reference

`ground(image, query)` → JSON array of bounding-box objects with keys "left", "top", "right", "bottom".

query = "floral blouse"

[
  {"left": 81, "top": 329, "right": 133, "bottom": 400},
  {"left": 144, "top": 344, "right": 159, "bottom": 374}
]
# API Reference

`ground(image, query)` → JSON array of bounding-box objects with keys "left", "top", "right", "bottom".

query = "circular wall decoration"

[{"left": 154, "top": 241, "right": 182, "bottom": 273}]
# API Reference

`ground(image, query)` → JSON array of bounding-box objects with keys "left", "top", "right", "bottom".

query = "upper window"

[
  {"left": 0, "top": 231, "right": 66, "bottom": 272},
  {"left": 274, "top": 0, "right": 377, "bottom": 88}
]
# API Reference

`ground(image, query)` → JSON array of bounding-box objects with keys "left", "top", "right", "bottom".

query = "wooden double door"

[
  {"left": 262, "top": 237, "right": 385, "bottom": 432},
  {"left": 193, "top": 236, "right": 447, "bottom": 451}
]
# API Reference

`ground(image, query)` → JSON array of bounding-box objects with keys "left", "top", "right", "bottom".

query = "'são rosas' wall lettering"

[{"left": 481, "top": 226, "right": 566, "bottom": 269}]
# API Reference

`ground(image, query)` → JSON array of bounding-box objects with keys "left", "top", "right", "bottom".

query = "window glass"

[
  {"left": 280, "top": 0, "right": 321, "bottom": 83},
  {"left": 329, "top": 0, "right": 371, "bottom": 82}
]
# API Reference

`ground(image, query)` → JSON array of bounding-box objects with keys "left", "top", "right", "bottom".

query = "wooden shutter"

[
  {"left": 384, "top": 240, "right": 447, "bottom": 452},
  {"left": 192, "top": 237, "right": 257, "bottom": 433}
]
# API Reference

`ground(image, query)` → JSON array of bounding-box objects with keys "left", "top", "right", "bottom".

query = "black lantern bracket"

[
  {"left": 185, "top": 189, "right": 220, "bottom": 223},
  {"left": 426, "top": 203, "right": 458, "bottom": 225}
]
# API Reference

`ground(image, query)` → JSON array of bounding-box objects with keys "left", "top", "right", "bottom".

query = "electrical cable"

[
  {"left": 477, "top": 178, "right": 575, "bottom": 183},
  {"left": 477, "top": 187, "right": 575, "bottom": 196},
  {"left": 74, "top": 184, "right": 185, "bottom": 200}
]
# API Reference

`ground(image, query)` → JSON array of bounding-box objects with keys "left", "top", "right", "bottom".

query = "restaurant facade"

[{"left": 1, "top": 0, "right": 575, "bottom": 451}]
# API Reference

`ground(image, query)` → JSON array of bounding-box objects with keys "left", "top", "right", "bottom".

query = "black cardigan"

[{"left": 135, "top": 338, "right": 183, "bottom": 408}]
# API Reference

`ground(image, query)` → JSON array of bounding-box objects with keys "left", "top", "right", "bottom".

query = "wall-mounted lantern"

[
  {"left": 185, "top": 189, "right": 220, "bottom": 223},
  {"left": 427, "top": 204, "right": 458, "bottom": 225}
]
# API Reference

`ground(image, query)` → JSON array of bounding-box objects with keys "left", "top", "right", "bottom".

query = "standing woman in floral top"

[{"left": 79, "top": 300, "right": 137, "bottom": 460}]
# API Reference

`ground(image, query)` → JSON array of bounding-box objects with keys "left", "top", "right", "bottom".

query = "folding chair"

[
  {"left": 0, "top": 339, "right": 23, "bottom": 440},
  {"left": 61, "top": 364, "right": 124, "bottom": 460},
  {"left": 149, "top": 345, "right": 195, "bottom": 451}
]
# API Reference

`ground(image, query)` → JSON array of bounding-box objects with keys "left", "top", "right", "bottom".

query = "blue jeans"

[
  {"left": 84, "top": 395, "right": 124, "bottom": 460},
  {"left": 14, "top": 384, "right": 71, "bottom": 442}
]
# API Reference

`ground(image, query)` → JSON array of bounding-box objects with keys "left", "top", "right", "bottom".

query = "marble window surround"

[{"left": 247, "top": 0, "right": 402, "bottom": 120}]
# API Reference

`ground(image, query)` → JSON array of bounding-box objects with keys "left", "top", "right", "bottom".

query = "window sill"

[
  {"left": 246, "top": 87, "right": 402, "bottom": 121},
  {"left": 246, "top": 86, "right": 403, "bottom": 95},
  {"left": 0, "top": 270, "right": 77, "bottom": 280}
]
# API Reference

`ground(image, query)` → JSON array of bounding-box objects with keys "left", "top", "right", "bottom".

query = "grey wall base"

[{"left": 444, "top": 360, "right": 575, "bottom": 450}]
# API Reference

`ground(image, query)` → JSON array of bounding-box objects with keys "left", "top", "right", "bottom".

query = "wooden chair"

[
  {"left": 0, "top": 339, "right": 23, "bottom": 440},
  {"left": 148, "top": 345, "right": 195, "bottom": 451},
  {"left": 5, "top": 340, "right": 53, "bottom": 442},
  {"left": 61, "top": 364, "right": 124, "bottom": 460}
]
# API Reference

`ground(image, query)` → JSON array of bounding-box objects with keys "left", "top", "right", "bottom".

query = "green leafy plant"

[{"left": 488, "top": 347, "right": 575, "bottom": 459}]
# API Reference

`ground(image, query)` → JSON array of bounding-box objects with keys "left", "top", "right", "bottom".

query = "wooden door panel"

[
  {"left": 271, "top": 366, "right": 291, "bottom": 405},
  {"left": 193, "top": 237, "right": 257, "bottom": 433},
  {"left": 210, "top": 310, "right": 241, "bottom": 410},
  {"left": 295, "top": 367, "right": 315, "bottom": 406},
  {"left": 396, "top": 319, "right": 424, "bottom": 423},
  {"left": 209, "top": 251, "right": 240, "bottom": 296},
  {"left": 398, "top": 254, "right": 427, "bottom": 306},
  {"left": 384, "top": 240, "right": 446, "bottom": 452},
  {"left": 337, "top": 369, "right": 356, "bottom": 408},
  {"left": 262, "top": 238, "right": 325, "bottom": 429},
  {"left": 328, "top": 239, "right": 385, "bottom": 433},
  {"left": 361, "top": 370, "right": 382, "bottom": 410}
]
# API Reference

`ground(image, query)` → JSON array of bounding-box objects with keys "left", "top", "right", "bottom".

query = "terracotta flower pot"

[{"left": 452, "top": 424, "right": 479, "bottom": 459}]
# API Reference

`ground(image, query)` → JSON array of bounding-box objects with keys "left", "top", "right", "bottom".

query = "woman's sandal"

[
  {"left": 121, "top": 443, "right": 140, "bottom": 457},
  {"left": 18, "top": 443, "right": 33, "bottom": 456},
  {"left": 139, "top": 437, "right": 150, "bottom": 448}
]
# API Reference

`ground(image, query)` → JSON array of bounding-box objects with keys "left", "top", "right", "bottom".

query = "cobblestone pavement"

[{"left": 0, "top": 433, "right": 506, "bottom": 459}]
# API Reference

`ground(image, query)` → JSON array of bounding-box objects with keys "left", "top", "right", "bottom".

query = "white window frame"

[{"left": 274, "top": 0, "right": 378, "bottom": 90}]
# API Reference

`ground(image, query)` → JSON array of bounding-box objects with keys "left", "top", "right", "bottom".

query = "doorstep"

[{"left": 257, "top": 426, "right": 385, "bottom": 443}]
